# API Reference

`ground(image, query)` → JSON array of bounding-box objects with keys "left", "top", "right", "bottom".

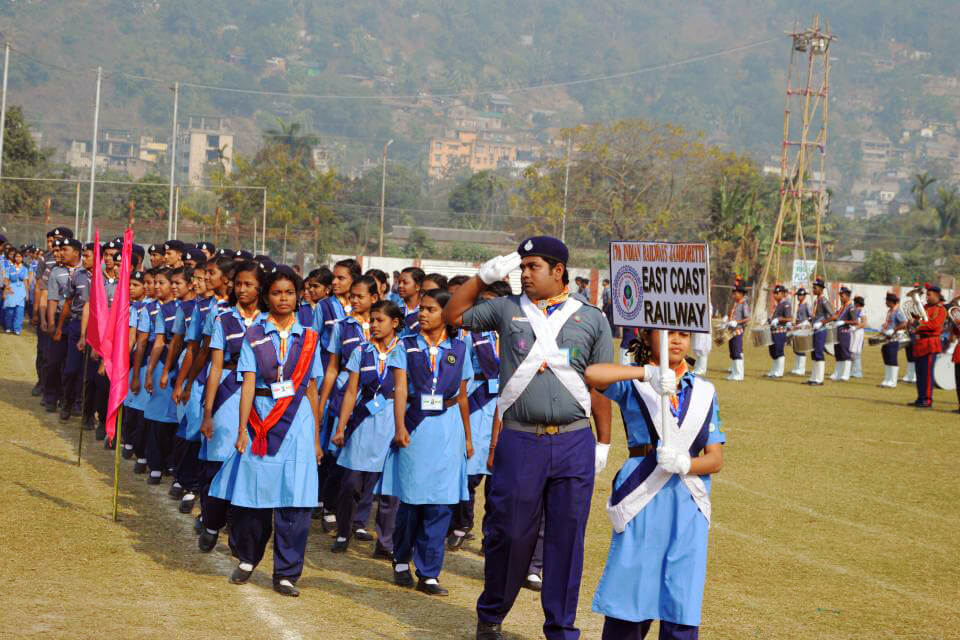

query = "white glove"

[
  {"left": 726, "top": 320, "right": 736, "bottom": 329},
  {"left": 771, "top": 318, "right": 780, "bottom": 327},
  {"left": 656, "top": 446, "right": 691, "bottom": 475},
  {"left": 595, "top": 443, "right": 610, "bottom": 475},
  {"left": 643, "top": 364, "right": 677, "bottom": 397},
  {"left": 833, "top": 320, "right": 845, "bottom": 329},
  {"left": 721, "top": 315, "right": 728, "bottom": 322},
  {"left": 813, "top": 321, "right": 823, "bottom": 330},
  {"left": 786, "top": 322, "right": 793, "bottom": 329},
  {"left": 884, "top": 328, "right": 894, "bottom": 336},
  {"left": 478, "top": 252, "right": 521, "bottom": 285}
]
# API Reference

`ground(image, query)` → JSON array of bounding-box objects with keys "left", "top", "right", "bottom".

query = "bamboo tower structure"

[{"left": 753, "top": 16, "right": 835, "bottom": 321}]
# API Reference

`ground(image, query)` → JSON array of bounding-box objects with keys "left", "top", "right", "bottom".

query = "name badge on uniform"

[
  {"left": 365, "top": 394, "right": 386, "bottom": 415},
  {"left": 487, "top": 378, "right": 499, "bottom": 394},
  {"left": 421, "top": 394, "right": 443, "bottom": 411},
  {"left": 270, "top": 380, "right": 295, "bottom": 399},
  {"left": 559, "top": 348, "right": 571, "bottom": 363}
]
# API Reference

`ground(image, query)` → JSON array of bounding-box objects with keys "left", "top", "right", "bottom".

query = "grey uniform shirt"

[
  {"left": 64, "top": 268, "right": 91, "bottom": 320},
  {"left": 462, "top": 293, "right": 613, "bottom": 425},
  {"left": 795, "top": 301, "right": 811, "bottom": 323},
  {"left": 37, "top": 252, "right": 55, "bottom": 288},
  {"left": 46, "top": 266, "right": 72, "bottom": 313},
  {"left": 812, "top": 295, "right": 833, "bottom": 323}
]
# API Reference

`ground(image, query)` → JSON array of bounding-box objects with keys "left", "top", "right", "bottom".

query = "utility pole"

[
  {"left": 86, "top": 66, "right": 102, "bottom": 243},
  {"left": 173, "top": 186, "right": 180, "bottom": 238},
  {"left": 74, "top": 182, "right": 81, "bottom": 237},
  {"left": 378, "top": 139, "right": 393, "bottom": 257},
  {"left": 261, "top": 188, "right": 267, "bottom": 255},
  {"left": 0, "top": 43, "right": 9, "bottom": 202},
  {"left": 167, "top": 81, "right": 179, "bottom": 239},
  {"left": 561, "top": 135, "right": 571, "bottom": 243}
]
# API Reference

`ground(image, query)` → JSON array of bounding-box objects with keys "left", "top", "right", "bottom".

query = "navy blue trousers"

[
  {"left": 602, "top": 617, "right": 698, "bottom": 640},
  {"left": 43, "top": 327, "right": 67, "bottom": 405},
  {"left": 811, "top": 329, "right": 827, "bottom": 362},
  {"left": 905, "top": 343, "right": 915, "bottom": 363},
  {"left": 173, "top": 437, "right": 202, "bottom": 492},
  {"left": 768, "top": 330, "right": 788, "bottom": 359},
  {"left": 231, "top": 506, "right": 312, "bottom": 580},
  {"left": 146, "top": 419, "right": 176, "bottom": 473},
  {"left": 61, "top": 319, "right": 84, "bottom": 410},
  {"left": 727, "top": 333, "right": 743, "bottom": 360},
  {"left": 477, "top": 426, "right": 595, "bottom": 640},
  {"left": 199, "top": 460, "right": 230, "bottom": 530},
  {"left": 36, "top": 330, "right": 48, "bottom": 386},
  {"left": 393, "top": 502, "right": 453, "bottom": 579},
  {"left": 336, "top": 468, "right": 398, "bottom": 547},
  {"left": 915, "top": 353, "right": 934, "bottom": 405},
  {"left": 881, "top": 342, "right": 899, "bottom": 366},
  {"left": 835, "top": 327, "right": 851, "bottom": 361},
  {"left": 452, "top": 473, "right": 486, "bottom": 533}
]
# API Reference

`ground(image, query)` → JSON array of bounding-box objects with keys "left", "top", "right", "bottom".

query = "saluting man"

[
  {"left": 806, "top": 278, "right": 833, "bottom": 386},
  {"left": 790, "top": 287, "right": 812, "bottom": 376},
  {"left": 445, "top": 236, "right": 613, "bottom": 640},
  {"left": 910, "top": 284, "right": 947, "bottom": 408},
  {"left": 765, "top": 284, "right": 791, "bottom": 378}
]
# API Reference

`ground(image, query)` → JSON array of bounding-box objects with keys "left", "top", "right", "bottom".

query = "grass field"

[{"left": 0, "top": 331, "right": 957, "bottom": 639}]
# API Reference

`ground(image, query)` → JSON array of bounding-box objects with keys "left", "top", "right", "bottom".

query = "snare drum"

[
  {"left": 751, "top": 325, "right": 773, "bottom": 347},
  {"left": 791, "top": 329, "right": 813, "bottom": 352},
  {"left": 824, "top": 326, "right": 838, "bottom": 345}
]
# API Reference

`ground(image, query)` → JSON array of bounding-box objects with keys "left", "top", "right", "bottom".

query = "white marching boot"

[
  {"left": 776, "top": 356, "right": 786, "bottom": 377},
  {"left": 839, "top": 360, "right": 852, "bottom": 382},
  {"left": 830, "top": 362, "right": 841, "bottom": 381},
  {"left": 725, "top": 359, "right": 744, "bottom": 381},
  {"left": 765, "top": 358, "right": 778, "bottom": 377},
  {"left": 888, "top": 366, "right": 898, "bottom": 388},
  {"left": 880, "top": 365, "right": 897, "bottom": 388},
  {"left": 851, "top": 355, "right": 863, "bottom": 378},
  {"left": 807, "top": 360, "right": 825, "bottom": 385},
  {"left": 791, "top": 355, "right": 807, "bottom": 376},
  {"left": 902, "top": 362, "right": 916, "bottom": 383},
  {"left": 693, "top": 355, "right": 708, "bottom": 376}
]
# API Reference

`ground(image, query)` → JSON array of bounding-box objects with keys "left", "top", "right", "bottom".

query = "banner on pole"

[
  {"left": 609, "top": 241, "right": 711, "bottom": 333},
  {"left": 791, "top": 259, "right": 817, "bottom": 286}
]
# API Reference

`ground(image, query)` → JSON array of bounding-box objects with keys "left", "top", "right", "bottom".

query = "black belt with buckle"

[{"left": 503, "top": 418, "right": 591, "bottom": 436}]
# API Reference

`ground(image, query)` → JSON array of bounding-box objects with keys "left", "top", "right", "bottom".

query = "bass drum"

[
  {"left": 933, "top": 352, "right": 957, "bottom": 390},
  {"left": 824, "top": 326, "right": 837, "bottom": 356}
]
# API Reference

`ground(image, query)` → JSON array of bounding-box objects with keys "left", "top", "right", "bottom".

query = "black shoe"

[
  {"left": 273, "top": 578, "right": 300, "bottom": 597},
  {"left": 45, "top": 402, "right": 57, "bottom": 413},
  {"left": 476, "top": 621, "right": 504, "bottom": 640},
  {"left": 331, "top": 539, "right": 349, "bottom": 553},
  {"left": 82, "top": 416, "right": 95, "bottom": 431},
  {"left": 95, "top": 424, "right": 106, "bottom": 441},
  {"left": 59, "top": 407, "right": 71, "bottom": 421},
  {"left": 523, "top": 575, "right": 543, "bottom": 592},
  {"left": 416, "top": 578, "right": 448, "bottom": 596},
  {"left": 915, "top": 402, "right": 932, "bottom": 409},
  {"left": 121, "top": 446, "right": 134, "bottom": 460},
  {"left": 193, "top": 516, "right": 203, "bottom": 535},
  {"left": 372, "top": 544, "right": 393, "bottom": 561},
  {"left": 146, "top": 474, "right": 162, "bottom": 485},
  {"left": 392, "top": 562, "right": 414, "bottom": 588},
  {"left": 168, "top": 483, "right": 185, "bottom": 499},
  {"left": 353, "top": 527, "right": 374, "bottom": 542},
  {"left": 104, "top": 436, "right": 116, "bottom": 450},
  {"left": 229, "top": 565, "right": 253, "bottom": 584},
  {"left": 133, "top": 461, "right": 147, "bottom": 474},
  {"left": 198, "top": 529, "right": 219, "bottom": 553},
  {"left": 311, "top": 505, "right": 324, "bottom": 519},
  {"left": 447, "top": 532, "right": 466, "bottom": 551},
  {"left": 179, "top": 494, "right": 195, "bottom": 514},
  {"left": 31, "top": 383, "right": 42, "bottom": 397}
]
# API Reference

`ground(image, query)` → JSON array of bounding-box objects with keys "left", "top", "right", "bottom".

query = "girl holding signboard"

[{"left": 585, "top": 329, "right": 725, "bottom": 639}]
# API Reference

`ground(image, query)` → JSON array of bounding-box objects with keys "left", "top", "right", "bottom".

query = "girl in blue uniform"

[
  {"left": 2, "top": 249, "right": 28, "bottom": 334},
  {"left": 395, "top": 266, "right": 424, "bottom": 335},
  {"left": 143, "top": 269, "right": 179, "bottom": 484},
  {"left": 585, "top": 330, "right": 725, "bottom": 640},
  {"left": 208, "top": 266, "right": 323, "bottom": 597},
  {"left": 380, "top": 289, "right": 474, "bottom": 596},
  {"left": 130, "top": 270, "right": 159, "bottom": 473},
  {"left": 197, "top": 260, "right": 262, "bottom": 552},
  {"left": 164, "top": 267, "right": 199, "bottom": 503},
  {"left": 330, "top": 299, "right": 403, "bottom": 556}
]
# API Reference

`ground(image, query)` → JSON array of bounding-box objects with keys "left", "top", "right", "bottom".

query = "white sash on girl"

[
  {"left": 497, "top": 295, "right": 591, "bottom": 419},
  {"left": 605, "top": 376, "right": 714, "bottom": 533}
]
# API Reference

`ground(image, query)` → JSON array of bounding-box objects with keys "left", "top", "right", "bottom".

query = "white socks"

[
  {"left": 394, "top": 563, "right": 410, "bottom": 572},
  {"left": 239, "top": 562, "right": 254, "bottom": 572},
  {"left": 336, "top": 536, "right": 347, "bottom": 543},
  {"left": 149, "top": 471, "right": 162, "bottom": 478},
  {"left": 527, "top": 573, "right": 542, "bottom": 583},
  {"left": 424, "top": 578, "right": 439, "bottom": 585},
  {"left": 182, "top": 492, "right": 195, "bottom": 501},
  {"left": 903, "top": 362, "right": 916, "bottom": 382},
  {"left": 278, "top": 578, "right": 294, "bottom": 588}
]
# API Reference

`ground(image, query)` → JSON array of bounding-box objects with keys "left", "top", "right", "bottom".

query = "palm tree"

[
  {"left": 263, "top": 119, "right": 318, "bottom": 166},
  {"left": 911, "top": 171, "right": 937, "bottom": 211},
  {"left": 934, "top": 185, "right": 958, "bottom": 237}
]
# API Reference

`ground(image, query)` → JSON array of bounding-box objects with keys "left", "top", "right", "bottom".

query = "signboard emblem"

[{"left": 613, "top": 265, "right": 643, "bottom": 321}]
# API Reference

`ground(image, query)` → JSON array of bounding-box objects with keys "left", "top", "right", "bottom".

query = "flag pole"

[
  {"left": 77, "top": 346, "right": 90, "bottom": 465},
  {"left": 112, "top": 406, "right": 124, "bottom": 521}
]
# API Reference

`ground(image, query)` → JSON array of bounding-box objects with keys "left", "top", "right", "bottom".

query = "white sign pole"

[{"left": 659, "top": 329, "right": 670, "bottom": 449}]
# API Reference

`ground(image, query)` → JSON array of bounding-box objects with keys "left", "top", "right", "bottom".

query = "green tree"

[
  {"left": 0, "top": 106, "right": 55, "bottom": 218},
  {"left": 263, "top": 119, "right": 319, "bottom": 167},
  {"left": 404, "top": 228, "right": 435, "bottom": 259},
  {"left": 911, "top": 172, "right": 937, "bottom": 211},
  {"left": 933, "top": 185, "right": 958, "bottom": 237},
  {"left": 448, "top": 170, "right": 508, "bottom": 228},
  {"left": 127, "top": 173, "right": 169, "bottom": 221}
]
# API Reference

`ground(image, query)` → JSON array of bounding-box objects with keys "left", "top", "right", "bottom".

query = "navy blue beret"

[
  {"left": 164, "top": 240, "right": 186, "bottom": 253},
  {"left": 234, "top": 250, "right": 253, "bottom": 260},
  {"left": 517, "top": 235, "right": 568, "bottom": 264}
]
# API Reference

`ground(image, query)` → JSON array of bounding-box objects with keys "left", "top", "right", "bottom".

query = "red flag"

[
  {"left": 105, "top": 228, "right": 134, "bottom": 442},
  {"left": 86, "top": 231, "right": 109, "bottom": 361}
]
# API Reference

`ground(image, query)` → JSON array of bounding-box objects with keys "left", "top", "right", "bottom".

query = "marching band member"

[
  {"left": 829, "top": 286, "right": 855, "bottom": 382},
  {"left": 878, "top": 293, "right": 907, "bottom": 388},
  {"left": 790, "top": 287, "right": 811, "bottom": 376},
  {"left": 724, "top": 284, "right": 749, "bottom": 382},
  {"left": 379, "top": 288, "right": 473, "bottom": 596},
  {"left": 909, "top": 284, "right": 946, "bottom": 408},
  {"left": 806, "top": 278, "right": 833, "bottom": 386},
  {"left": 208, "top": 266, "right": 323, "bottom": 597},
  {"left": 902, "top": 282, "right": 922, "bottom": 384},
  {"left": 765, "top": 284, "right": 791, "bottom": 379},
  {"left": 850, "top": 296, "right": 866, "bottom": 378},
  {"left": 586, "top": 329, "right": 724, "bottom": 640}
]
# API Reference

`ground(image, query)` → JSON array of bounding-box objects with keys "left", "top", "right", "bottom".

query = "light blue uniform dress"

[
  {"left": 200, "top": 307, "right": 262, "bottom": 463},
  {"left": 464, "top": 331, "right": 498, "bottom": 477},
  {"left": 208, "top": 317, "right": 324, "bottom": 508},
  {"left": 378, "top": 335, "right": 473, "bottom": 505},
  {"left": 321, "top": 316, "right": 368, "bottom": 455},
  {"left": 336, "top": 342, "right": 396, "bottom": 472},
  {"left": 144, "top": 300, "right": 179, "bottom": 424},
  {"left": 125, "top": 301, "right": 146, "bottom": 411},
  {"left": 130, "top": 299, "right": 157, "bottom": 410},
  {"left": 593, "top": 371, "right": 725, "bottom": 627},
  {"left": 172, "top": 300, "right": 199, "bottom": 438}
]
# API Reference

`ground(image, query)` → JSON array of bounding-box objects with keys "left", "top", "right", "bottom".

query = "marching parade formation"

[{"left": 1, "top": 224, "right": 958, "bottom": 640}]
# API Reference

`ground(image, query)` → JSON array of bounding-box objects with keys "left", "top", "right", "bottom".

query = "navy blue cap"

[
  {"left": 131, "top": 244, "right": 145, "bottom": 260},
  {"left": 164, "top": 240, "right": 186, "bottom": 253},
  {"left": 61, "top": 238, "right": 82, "bottom": 251},
  {"left": 234, "top": 250, "right": 253, "bottom": 260},
  {"left": 83, "top": 242, "right": 96, "bottom": 252},
  {"left": 215, "top": 248, "right": 233, "bottom": 258},
  {"left": 733, "top": 284, "right": 747, "bottom": 294},
  {"left": 885, "top": 291, "right": 899, "bottom": 302},
  {"left": 182, "top": 248, "right": 200, "bottom": 262},
  {"left": 925, "top": 283, "right": 942, "bottom": 294},
  {"left": 773, "top": 284, "right": 787, "bottom": 293},
  {"left": 0, "top": 234, "right": 6, "bottom": 245},
  {"left": 196, "top": 241, "right": 216, "bottom": 254},
  {"left": 518, "top": 235, "right": 568, "bottom": 264},
  {"left": 795, "top": 287, "right": 808, "bottom": 296},
  {"left": 131, "top": 271, "right": 145, "bottom": 283},
  {"left": 47, "top": 226, "right": 74, "bottom": 239},
  {"left": 256, "top": 257, "right": 277, "bottom": 273},
  {"left": 148, "top": 243, "right": 163, "bottom": 254},
  {"left": 812, "top": 278, "right": 826, "bottom": 289},
  {"left": 839, "top": 286, "right": 851, "bottom": 295}
]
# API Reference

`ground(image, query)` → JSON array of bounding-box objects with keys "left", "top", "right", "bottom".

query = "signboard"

[
  {"left": 609, "top": 241, "right": 711, "bottom": 333},
  {"left": 791, "top": 259, "right": 817, "bottom": 286}
]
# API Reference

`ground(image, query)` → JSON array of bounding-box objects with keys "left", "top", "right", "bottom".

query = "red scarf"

[{"left": 247, "top": 330, "right": 318, "bottom": 457}]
